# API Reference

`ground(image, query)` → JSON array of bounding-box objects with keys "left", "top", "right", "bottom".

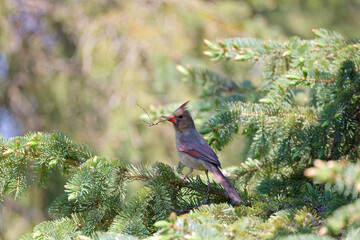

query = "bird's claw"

[
  {"left": 201, "top": 183, "right": 211, "bottom": 205},
  {"left": 181, "top": 176, "right": 188, "bottom": 182}
]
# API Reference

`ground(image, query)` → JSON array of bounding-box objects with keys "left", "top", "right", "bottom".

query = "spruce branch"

[
  {"left": 38, "top": 163, "right": 43, "bottom": 185},
  {"left": 115, "top": 164, "right": 234, "bottom": 205},
  {"left": 343, "top": 136, "right": 360, "bottom": 156},
  {"left": 285, "top": 75, "right": 335, "bottom": 83},
  {"left": 16, "top": 156, "right": 26, "bottom": 197},
  {"left": 11, "top": 29, "right": 360, "bottom": 239}
]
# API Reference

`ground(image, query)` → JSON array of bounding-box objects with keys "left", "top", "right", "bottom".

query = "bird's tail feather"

[{"left": 208, "top": 164, "right": 243, "bottom": 204}]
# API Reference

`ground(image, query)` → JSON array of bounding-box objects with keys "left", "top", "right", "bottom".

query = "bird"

[{"left": 165, "top": 101, "right": 243, "bottom": 204}]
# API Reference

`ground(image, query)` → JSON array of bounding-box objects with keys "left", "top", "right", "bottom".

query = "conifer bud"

[
  {"left": 203, "top": 39, "right": 219, "bottom": 50},
  {"left": 313, "top": 159, "right": 324, "bottom": 167},
  {"left": 77, "top": 235, "right": 91, "bottom": 240},
  {"left": 203, "top": 39, "right": 211, "bottom": 47},
  {"left": 355, "top": 183, "right": 360, "bottom": 192},
  {"left": 304, "top": 167, "right": 316, "bottom": 177},
  {"left": 68, "top": 193, "right": 76, "bottom": 201},
  {"left": 3, "top": 149, "right": 13, "bottom": 156},
  {"left": 302, "top": 67, "right": 308, "bottom": 77},
  {"left": 318, "top": 227, "right": 328, "bottom": 235},
  {"left": 285, "top": 74, "right": 299, "bottom": 80},
  {"left": 176, "top": 65, "right": 189, "bottom": 76},
  {"left": 93, "top": 156, "right": 99, "bottom": 165},
  {"left": 282, "top": 50, "right": 291, "bottom": 57},
  {"left": 218, "top": 40, "right": 226, "bottom": 48},
  {"left": 169, "top": 212, "right": 177, "bottom": 221},
  {"left": 234, "top": 54, "right": 251, "bottom": 61},
  {"left": 203, "top": 51, "right": 217, "bottom": 57},
  {"left": 49, "top": 160, "right": 57, "bottom": 167},
  {"left": 154, "top": 220, "right": 171, "bottom": 228},
  {"left": 258, "top": 98, "right": 272, "bottom": 104},
  {"left": 326, "top": 160, "right": 335, "bottom": 168},
  {"left": 232, "top": 42, "right": 240, "bottom": 50},
  {"left": 315, "top": 42, "right": 325, "bottom": 47},
  {"left": 333, "top": 113, "right": 341, "bottom": 119}
]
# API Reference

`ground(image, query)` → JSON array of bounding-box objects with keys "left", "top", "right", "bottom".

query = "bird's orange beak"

[
  {"left": 166, "top": 114, "right": 177, "bottom": 123},
  {"left": 166, "top": 101, "right": 189, "bottom": 124}
]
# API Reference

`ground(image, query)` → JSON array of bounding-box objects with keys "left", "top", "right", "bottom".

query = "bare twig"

[
  {"left": 137, "top": 103, "right": 167, "bottom": 127},
  {"left": 344, "top": 136, "right": 360, "bottom": 156},
  {"left": 173, "top": 205, "right": 201, "bottom": 215}
]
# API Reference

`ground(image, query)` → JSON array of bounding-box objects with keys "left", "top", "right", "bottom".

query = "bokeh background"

[{"left": 1, "top": 0, "right": 359, "bottom": 239}]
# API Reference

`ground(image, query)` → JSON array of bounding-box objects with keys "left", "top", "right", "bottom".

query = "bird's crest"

[
  {"left": 174, "top": 100, "right": 189, "bottom": 115},
  {"left": 179, "top": 100, "right": 189, "bottom": 110}
]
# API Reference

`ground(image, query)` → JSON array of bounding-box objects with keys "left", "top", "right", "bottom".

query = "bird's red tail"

[{"left": 208, "top": 164, "right": 243, "bottom": 204}]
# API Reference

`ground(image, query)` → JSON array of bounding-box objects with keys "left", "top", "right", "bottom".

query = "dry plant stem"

[{"left": 137, "top": 103, "right": 167, "bottom": 127}]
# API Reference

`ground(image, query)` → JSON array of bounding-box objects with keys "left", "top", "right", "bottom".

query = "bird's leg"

[
  {"left": 205, "top": 170, "right": 210, "bottom": 193},
  {"left": 181, "top": 168, "right": 193, "bottom": 181},
  {"left": 202, "top": 170, "right": 210, "bottom": 204}
]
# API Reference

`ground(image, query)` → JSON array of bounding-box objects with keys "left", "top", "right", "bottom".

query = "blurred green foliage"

[{"left": 0, "top": 0, "right": 360, "bottom": 239}]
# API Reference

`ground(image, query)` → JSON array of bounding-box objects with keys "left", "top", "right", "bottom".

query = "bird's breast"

[{"left": 176, "top": 150, "right": 208, "bottom": 171}]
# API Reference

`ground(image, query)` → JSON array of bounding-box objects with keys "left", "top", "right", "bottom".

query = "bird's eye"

[{"left": 178, "top": 115, "right": 184, "bottom": 119}]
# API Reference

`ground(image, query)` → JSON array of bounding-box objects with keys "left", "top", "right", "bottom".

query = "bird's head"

[{"left": 166, "top": 101, "right": 195, "bottom": 131}]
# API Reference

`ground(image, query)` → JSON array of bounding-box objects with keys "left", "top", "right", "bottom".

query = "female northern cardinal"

[{"left": 166, "top": 101, "right": 243, "bottom": 204}]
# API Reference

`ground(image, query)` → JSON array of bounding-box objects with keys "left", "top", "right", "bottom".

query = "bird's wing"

[{"left": 178, "top": 135, "right": 221, "bottom": 167}]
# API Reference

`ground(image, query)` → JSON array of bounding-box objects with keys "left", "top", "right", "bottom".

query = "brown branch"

[
  {"left": 299, "top": 77, "right": 335, "bottom": 83},
  {"left": 137, "top": 103, "right": 167, "bottom": 127},
  {"left": 344, "top": 136, "right": 360, "bottom": 156},
  {"left": 115, "top": 167, "right": 234, "bottom": 204},
  {"left": 17, "top": 157, "right": 26, "bottom": 195},
  {"left": 273, "top": 101, "right": 287, "bottom": 111},
  {"left": 212, "top": 111, "right": 316, "bottom": 133},
  {"left": 38, "top": 163, "right": 43, "bottom": 185},
  {"left": 173, "top": 205, "right": 201, "bottom": 215}
]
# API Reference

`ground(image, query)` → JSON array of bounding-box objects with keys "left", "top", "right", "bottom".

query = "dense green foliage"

[
  {"left": 1, "top": 29, "right": 360, "bottom": 239},
  {"left": 2, "top": 1, "right": 360, "bottom": 238}
]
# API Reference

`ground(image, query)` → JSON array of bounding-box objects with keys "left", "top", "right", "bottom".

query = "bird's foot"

[
  {"left": 201, "top": 184, "right": 211, "bottom": 205},
  {"left": 181, "top": 176, "right": 188, "bottom": 182}
]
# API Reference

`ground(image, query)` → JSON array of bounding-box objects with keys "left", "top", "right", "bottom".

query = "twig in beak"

[{"left": 137, "top": 103, "right": 167, "bottom": 127}]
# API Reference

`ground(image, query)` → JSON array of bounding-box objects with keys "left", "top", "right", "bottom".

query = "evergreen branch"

[
  {"left": 114, "top": 161, "right": 235, "bottom": 204},
  {"left": 16, "top": 156, "right": 26, "bottom": 197},
  {"left": 285, "top": 76, "right": 335, "bottom": 83},
  {"left": 38, "top": 164, "right": 43, "bottom": 185},
  {"left": 343, "top": 136, "right": 360, "bottom": 156},
  {"left": 319, "top": 198, "right": 360, "bottom": 235},
  {"left": 117, "top": 168, "right": 232, "bottom": 204},
  {"left": 312, "top": 28, "right": 345, "bottom": 40},
  {"left": 203, "top": 37, "right": 286, "bottom": 61},
  {"left": 13, "top": 29, "right": 360, "bottom": 239},
  {"left": 324, "top": 44, "right": 359, "bottom": 59},
  {"left": 51, "top": 131, "right": 95, "bottom": 162},
  {"left": 305, "top": 160, "right": 360, "bottom": 197},
  {"left": 203, "top": 101, "right": 318, "bottom": 150},
  {"left": 173, "top": 205, "right": 202, "bottom": 215},
  {"left": 0, "top": 131, "right": 97, "bottom": 198}
]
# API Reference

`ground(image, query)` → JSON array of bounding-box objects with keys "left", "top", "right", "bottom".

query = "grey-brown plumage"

[{"left": 166, "top": 101, "right": 243, "bottom": 204}]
